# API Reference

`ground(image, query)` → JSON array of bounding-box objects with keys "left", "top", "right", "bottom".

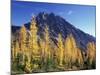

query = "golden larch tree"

[
  {"left": 64, "top": 34, "right": 75, "bottom": 65},
  {"left": 19, "top": 25, "right": 27, "bottom": 52},
  {"left": 28, "top": 17, "right": 40, "bottom": 70},
  {"left": 19, "top": 25, "right": 27, "bottom": 65},
  {"left": 87, "top": 42, "right": 96, "bottom": 66},
  {"left": 29, "top": 17, "right": 39, "bottom": 57},
  {"left": 44, "top": 25, "right": 51, "bottom": 61},
  {"left": 57, "top": 33, "right": 64, "bottom": 66},
  {"left": 64, "top": 34, "right": 83, "bottom": 67},
  {"left": 76, "top": 48, "right": 84, "bottom": 67},
  {"left": 39, "top": 25, "right": 52, "bottom": 64}
]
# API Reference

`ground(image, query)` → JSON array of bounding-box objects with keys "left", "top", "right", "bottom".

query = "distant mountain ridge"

[{"left": 12, "top": 12, "right": 96, "bottom": 51}]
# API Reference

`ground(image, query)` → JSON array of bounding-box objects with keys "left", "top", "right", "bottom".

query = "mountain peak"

[{"left": 12, "top": 12, "right": 95, "bottom": 51}]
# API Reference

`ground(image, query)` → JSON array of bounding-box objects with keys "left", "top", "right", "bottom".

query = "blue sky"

[{"left": 11, "top": 1, "right": 96, "bottom": 37}]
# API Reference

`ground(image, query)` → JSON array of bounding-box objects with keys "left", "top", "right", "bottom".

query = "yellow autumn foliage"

[
  {"left": 64, "top": 34, "right": 83, "bottom": 66},
  {"left": 44, "top": 25, "right": 51, "bottom": 61},
  {"left": 57, "top": 33, "right": 64, "bottom": 66},
  {"left": 87, "top": 42, "right": 96, "bottom": 65},
  {"left": 29, "top": 17, "right": 39, "bottom": 54},
  {"left": 11, "top": 17, "right": 96, "bottom": 73},
  {"left": 19, "top": 25, "right": 27, "bottom": 52}
]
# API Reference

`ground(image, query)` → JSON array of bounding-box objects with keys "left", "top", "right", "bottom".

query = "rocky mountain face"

[{"left": 12, "top": 12, "right": 96, "bottom": 51}]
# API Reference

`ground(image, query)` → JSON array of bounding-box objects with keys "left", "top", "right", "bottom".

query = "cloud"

[
  {"left": 67, "top": 10, "right": 73, "bottom": 15},
  {"left": 58, "top": 12, "right": 64, "bottom": 15},
  {"left": 59, "top": 10, "right": 73, "bottom": 16}
]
